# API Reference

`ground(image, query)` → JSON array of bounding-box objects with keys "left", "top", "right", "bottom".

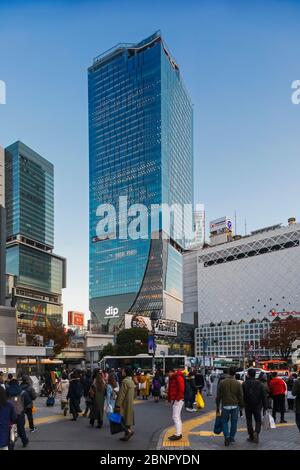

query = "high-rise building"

[
  {"left": 5, "top": 141, "right": 66, "bottom": 335},
  {"left": 89, "top": 32, "right": 193, "bottom": 332},
  {"left": 0, "top": 145, "right": 6, "bottom": 305}
]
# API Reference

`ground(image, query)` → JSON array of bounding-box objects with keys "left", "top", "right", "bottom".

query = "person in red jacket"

[
  {"left": 269, "top": 372, "right": 287, "bottom": 423},
  {"left": 167, "top": 368, "right": 185, "bottom": 441}
]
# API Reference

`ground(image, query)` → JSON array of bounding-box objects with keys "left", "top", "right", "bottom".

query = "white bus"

[{"left": 99, "top": 354, "right": 187, "bottom": 374}]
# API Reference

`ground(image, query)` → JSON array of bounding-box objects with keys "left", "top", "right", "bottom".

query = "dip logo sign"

[
  {"left": 0, "top": 80, "right": 6, "bottom": 105},
  {"left": 105, "top": 306, "right": 119, "bottom": 318}
]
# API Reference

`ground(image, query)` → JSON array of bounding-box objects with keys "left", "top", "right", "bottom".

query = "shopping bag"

[
  {"left": 213, "top": 415, "right": 223, "bottom": 435},
  {"left": 196, "top": 390, "right": 205, "bottom": 409},
  {"left": 32, "top": 405, "right": 37, "bottom": 414},
  {"left": 108, "top": 412, "right": 123, "bottom": 424},
  {"left": 263, "top": 412, "right": 276, "bottom": 430},
  {"left": 46, "top": 395, "right": 55, "bottom": 407},
  {"left": 108, "top": 413, "right": 125, "bottom": 435}
]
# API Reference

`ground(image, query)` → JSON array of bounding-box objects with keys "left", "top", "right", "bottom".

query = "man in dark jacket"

[
  {"left": 67, "top": 370, "right": 83, "bottom": 421},
  {"left": 6, "top": 379, "right": 30, "bottom": 447},
  {"left": 216, "top": 367, "right": 244, "bottom": 446},
  {"left": 292, "top": 372, "right": 300, "bottom": 433},
  {"left": 243, "top": 368, "right": 268, "bottom": 443},
  {"left": 20, "top": 375, "right": 37, "bottom": 432}
]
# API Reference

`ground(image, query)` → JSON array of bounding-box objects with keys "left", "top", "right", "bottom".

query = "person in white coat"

[{"left": 57, "top": 372, "right": 69, "bottom": 416}]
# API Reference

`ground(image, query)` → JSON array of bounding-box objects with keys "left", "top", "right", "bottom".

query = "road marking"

[
  {"left": 189, "top": 422, "right": 296, "bottom": 436},
  {"left": 25, "top": 399, "right": 144, "bottom": 428},
  {"left": 161, "top": 410, "right": 216, "bottom": 447}
]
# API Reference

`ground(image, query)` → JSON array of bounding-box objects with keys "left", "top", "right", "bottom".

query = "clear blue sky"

[{"left": 0, "top": 0, "right": 299, "bottom": 320}]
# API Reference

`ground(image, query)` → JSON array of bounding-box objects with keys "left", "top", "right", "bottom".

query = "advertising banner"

[
  {"left": 68, "top": 311, "right": 85, "bottom": 327},
  {"left": 124, "top": 314, "right": 177, "bottom": 337}
]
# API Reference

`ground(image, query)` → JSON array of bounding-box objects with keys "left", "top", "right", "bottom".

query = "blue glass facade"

[
  {"left": 89, "top": 32, "right": 193, "bottom": 330},
  {"left": 5, "top": 141, "right": 54, "bottom": 248},
  {"left": 5, "top": 141, "right": 66, "bottom": 331}
]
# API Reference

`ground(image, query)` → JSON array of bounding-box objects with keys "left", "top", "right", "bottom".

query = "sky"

[{"left": 0, "top": 0, "right": 299, "bottom": 322}]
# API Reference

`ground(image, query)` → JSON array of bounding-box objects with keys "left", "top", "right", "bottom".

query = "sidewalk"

[{"left": 158, "top": 407, "right": 300, "bottom": 450}]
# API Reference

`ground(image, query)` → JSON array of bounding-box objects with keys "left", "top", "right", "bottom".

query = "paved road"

[{"left": 17, "top": 394, "right": 214, "bottom": 450}]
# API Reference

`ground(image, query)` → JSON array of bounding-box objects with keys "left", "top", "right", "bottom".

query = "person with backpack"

[
  {"left": 0, "top": 386, "right": 17, "bottom": 450},
  {"left": 67, "top": 370, "right": 83, "bottom": 421},
  {"left": 20, "top": 375, "right": 37, "bottom": 432},
  {"left": 6, "top": 379, "right": 30, "bottom": 448},
  {"left": 242, "top": 368, "right": 268, "bottom": 444},
  {"left": 152, "top": 371, "right": 163, "bottom": 403},
  {"left": 167, "top": 367, "right": 185, "bottom": 441}
]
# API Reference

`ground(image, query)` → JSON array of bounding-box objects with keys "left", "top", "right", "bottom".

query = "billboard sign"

[
  {"left": 209, "top": 216, "right": 232, "bottom": 233},
  {"left": 68, "top": 311, "right": 85, "bottom": 327},
  {"left": 124, "top": 314, "right": 177, "bottom": 337},
  {"left": 154, "top": 319, "right": 177, "bottom": 337}
]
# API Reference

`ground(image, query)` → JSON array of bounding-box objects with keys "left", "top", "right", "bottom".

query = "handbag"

[
  {"left": 46, "top": 394, "right": 55, "bottom": 407},
  {"left": 32, "top": 405, "right": 37, "bottom": 414},
  {"left": 196, "top": 390, "right": 205, "bottom": 409},
  {"left": 139, "top": 382, "right": 146, "bottom": 391},
  {"left": 213, "top": 415, "right": 223, "bottom": 435}
]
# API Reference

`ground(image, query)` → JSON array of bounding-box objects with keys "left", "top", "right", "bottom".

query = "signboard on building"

[
  {"left": 68, "top": 311, "right": 85, "bottom": 327},
  {"left": 154, "top": 319, "right": 177, "bottom": 337},
  {"left": 124, "top": 314, "right": 177, "bottom": 337},
  {"left": 209, "top": 216, "right": 232, "bottom": 233}
]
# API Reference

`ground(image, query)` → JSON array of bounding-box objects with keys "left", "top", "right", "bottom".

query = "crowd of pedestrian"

[
  {"left": 215, "top": 367, "right": 300, "bottom": 447},
  {"left": 0, "top": 371, "right": 37, "bottom": 450},
  {"left": 1, "top": 364, "right": 300, "bottom": 450}
]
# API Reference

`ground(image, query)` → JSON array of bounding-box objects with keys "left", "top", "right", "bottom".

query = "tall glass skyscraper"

[
  {"left": 89, "top": 32, "right": 193, "bottom": 332},
  {"left": 5, "top": 141, "right": 66, "bottom": 334}
]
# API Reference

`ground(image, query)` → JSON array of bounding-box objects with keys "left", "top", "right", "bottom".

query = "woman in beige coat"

[{"left": 115, "top": 367, "right": 135, "bottom": 441}]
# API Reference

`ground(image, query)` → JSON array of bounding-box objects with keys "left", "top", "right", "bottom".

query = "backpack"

[{"left": 11, "top": 394, "right": 24, "bottom": 415}]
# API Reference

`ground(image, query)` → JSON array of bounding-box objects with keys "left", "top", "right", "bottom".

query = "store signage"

[
  {"left": 270, "top": 309, "right": 300, "bottom": 317},
  {"left": 105, "top": 306, "right": 119, "bottom": 318}
]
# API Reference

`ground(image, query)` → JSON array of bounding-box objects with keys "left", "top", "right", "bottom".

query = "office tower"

[
  {"left": 5, "top": 141, "right": 66, "bottom": 335},
  {"left": 0, "top": 146, "right": 5, "bottom": 305},
  {"left": 89, "top": 31, "right": 193, "bottom": 332}
]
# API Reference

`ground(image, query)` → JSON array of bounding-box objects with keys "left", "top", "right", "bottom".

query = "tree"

[
  {"left": 115, "top": 328, "right": 148, "bottom": 356},
  {"left": 99, "top": 343, "right": 117, "bottom": 359},
  {"left": 260, "top": 317, "right": 300, "bottom": 361},
  {"left": 31, "top": 323, "right": 71, "bottom": 355}
]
